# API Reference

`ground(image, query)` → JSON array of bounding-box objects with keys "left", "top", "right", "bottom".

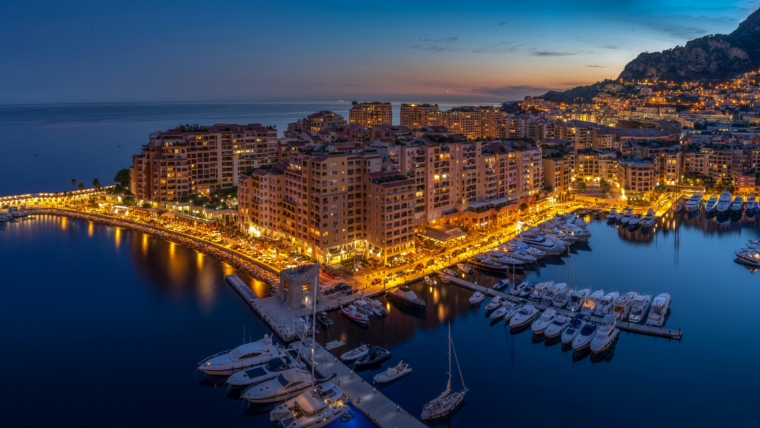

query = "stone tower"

[{"left": 277, "top": 263, "right": 320, "bottom": 308}]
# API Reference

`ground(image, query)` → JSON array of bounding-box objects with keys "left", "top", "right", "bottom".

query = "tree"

[
  {"left": 599, "top": 178, "right": 611, "bottom": 194},
  {"left": 93, "top": 178, "right": 101, "bottom": 189},
  {"left": 543, "top": 185, "right": 554, "bottom": 193},
  {"left": 519, "top": 203, "right": 528, "bottom": 212},
  {"left": 577, "top": 180, "right": 587, "bottom": 193},
  {"left": 114, "top": 168, "right": 131, "bottom": 190},
  {"left": 78, "top": 183, "right": 85, "bottom": 191},
  {"left": 71, "top": 178, "right": 76, "bottom": 188}
]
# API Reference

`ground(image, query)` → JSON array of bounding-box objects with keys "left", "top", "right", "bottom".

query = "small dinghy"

[
  {"left": 424, "top": 275, "right": 434, "bottom": 286},
  {"left": 340, "top": 345, "right": 369, "bottom": 362},
  {"left": 373, "top": 360, "right": 412, "bottom": 384},
  {"left": 317, "top": 311, "right": 333, "bottom": 327},
  {"left": 469, "top": 291, "right": 485, "bottom": 305},
  {"left": 355, "top": 346, "right": 391, "bottom": 367}
]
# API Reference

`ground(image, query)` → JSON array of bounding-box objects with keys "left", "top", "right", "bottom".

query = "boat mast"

[
  {"left": 450, "top": 323, "right": 466, "bottom": 393},
  {"left": 445, "top": 322, "right": 452, "bottom": 395},
  {"left": 311, "top": 266, "right": 318, "bottom": 395}
]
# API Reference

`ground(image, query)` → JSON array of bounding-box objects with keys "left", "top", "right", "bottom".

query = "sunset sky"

[{"left": 2, "top": 0, "right": 759, "bottom": 104}]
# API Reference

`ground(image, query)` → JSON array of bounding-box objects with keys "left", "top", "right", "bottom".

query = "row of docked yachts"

[
  {"left": 734, "top": 239, "right": 760, "bottom": 267},
  {"left": 607, "top": 208, "right": 656, "bottom": 229},
  {"left": 682, "top": 192, "right": 759, "bottom": 215}
]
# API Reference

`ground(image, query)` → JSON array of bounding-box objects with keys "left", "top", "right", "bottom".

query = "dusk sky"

[{"left": 2, "top": 0, "right": 759, "bottom": 104}]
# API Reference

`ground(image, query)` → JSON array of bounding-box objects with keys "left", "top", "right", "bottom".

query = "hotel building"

[{"left": 348, "top": 102, "right": 392, "bottom": 128}]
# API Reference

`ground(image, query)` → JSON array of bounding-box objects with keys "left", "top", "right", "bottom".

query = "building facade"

[{"left": 348, "top": 102, "right": 392, "bottom": 128}]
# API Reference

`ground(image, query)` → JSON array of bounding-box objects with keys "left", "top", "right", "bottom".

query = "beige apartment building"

[
  {"left": 131, "top": 123, "right": 278, "bottom": 203},
  {"left": 575, "top": 149, "right": 617, "bottom": 181},
  {"left": 348, "top": 102, "right": 392, "bottom": 128},
  {"left": 285, "top": 111, "right": 346, "bottom": 136},
  {"left": 400, "top": 103, "right": 440, "bottom": 129},
  {"left": 617, "top": 157, "right": 655, "bottom": 194}
]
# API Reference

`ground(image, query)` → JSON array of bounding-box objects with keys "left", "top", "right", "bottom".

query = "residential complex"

[{"left": 348, "top": 102, "right": 392, "bottom": 128}]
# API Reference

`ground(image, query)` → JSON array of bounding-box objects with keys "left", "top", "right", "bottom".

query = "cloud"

[
  {"left": 645, "top": 22, "right": 707, "bottom": 39},
  {"left": 470, "top": 85, "right": 558, "bottom": 97},
  {"left": 532, "top": 51, "right": 577, "bottom": 57},
  {"left": 586, "top": 65, "right": 607, "bottom": 68},
  {"left": 498, "top": 21, "right": 506, "bottom": 26},
  {"left": 411, "top": 37, "right": 461, "bottom": 52},
  {"left": 412, "top": 38, "right": 522, "bottom": 54},
  {"left": 418, "top": 37, "right": 459, "bottom": 43},
  {"left": 601, "top": 45, "right": 618, "bottom": 49}
]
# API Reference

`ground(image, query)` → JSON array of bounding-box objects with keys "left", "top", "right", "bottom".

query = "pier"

[
  {"left": 442, "top": 275, "right": 683, "bottom": 340},
  {"left": 226, "top": 274, "right": 258, "bottom": 303}
]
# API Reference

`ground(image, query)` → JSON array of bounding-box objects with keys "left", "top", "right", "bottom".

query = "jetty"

[
  {"left": 226, "top": 274, "right": 258, "bottom": 303},
  {"left": 442, "top": 275, "right": 683, "bottom": 340}
]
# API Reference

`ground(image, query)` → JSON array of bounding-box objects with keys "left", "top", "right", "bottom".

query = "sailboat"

[{"left": 421, "top": 323, "right": 468, "bottom": 422}]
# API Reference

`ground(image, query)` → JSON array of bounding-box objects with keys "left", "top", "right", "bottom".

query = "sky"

[{"left": 1, "top": 0, "right": 759, "bottom": 104}]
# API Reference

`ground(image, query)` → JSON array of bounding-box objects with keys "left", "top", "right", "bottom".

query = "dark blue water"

[{"left": 4, "top": 211, "right": 760, "bottom": 426}]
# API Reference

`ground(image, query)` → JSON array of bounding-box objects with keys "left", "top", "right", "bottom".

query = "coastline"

[{"left": 28, "top": 208, "right": 280, "bottom": 290}]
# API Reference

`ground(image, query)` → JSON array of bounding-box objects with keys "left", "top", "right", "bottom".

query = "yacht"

[
  {"left": 686, "top": 194, "right": 703, "bottom": 212},
  {"left": 456, "top": 263, "right": 473, "bottom": 274},
  {"left": 628, "top": 213, "right": 642, "bottom": 227},
  {"left": 468, "top": 256, "right": 510, "bottom": 273},
  {"left": 620, "top": 209, "right": 633, "bottom": 225},
  {"left": 560, "top": 315, "right": 585, "bottom": 345},
  {"left": 612, "top": 291, "right": 639, "bottom": 320},
  {"left": 552, "top": 286, "right": 573, "bottom": 308},
  {"left": 544, "top": 314, "right": 571, "bottom": 338},
  {"left": 572, "top": 321, "right": 599, "bottom": 351},
  {"left": 490, "top": 302, "right": 511, "bottom": 320},
  {"left": 469, "top": 291, "right": 485, "bottom": 305},
  {"left": 541, "top": 282, "right": 568, "bottom": 305},
  {"left": 340, "top": 305, "right": 369, "bottom": 325},
  {"left": 485, "top": 296, "right": 505, "bottom": 311},
  {"left": 589, "top": 315, "right": 619, "bottom": 354},
  {"left": 363, "top": 298, "right": 388, "bottom": 317},
  {"left": 373, "top": 360, "right": 412, "bottom": 384},
  {"left": 509, "top": 304, "right": 540, "bottom": 329},
  {"left": 442, "top": 268, "right": 457, "bottom": 277},
  {"left": 501, "top": 241, "right": 546, "bottom": 259},
  {"left": 628, "top": 293, "right": 652, "bottom": 323},
  {"left": 421, "top": 323, "right": 467, "bottom": 422},
  {"left": 485, "top": 251, "right": 527, "bottom": 265},
  {"left": 735, "top": 251, "right": 760, "bottom": 267},
  {"left": 567, "top": 288, "right": 591, "bottom": 312},
  {"left": 673, "top": 198, "right": 685, "bottom": 213},
  {"left": 640, "top": 209, "right": 656, "bottom": 229},
  {"left": 731, "top": 195, "right": 744, "bottom": 212},
  {"left": 227, "top": 356, "right": 302, "bottom": 388},
  {"left": 493, "top": 278, "right": 511, "bottom": 291},
  {"left": 747, "top": 195, "right": 758, "bottom": 213},
  {"left": 531, "top": 308, "right": 558, "bottom": 334},
  {"left": 645, "top": 293, "right": 671, "bottom": 327},
  {"left": 704, "top": 195, "right": 718, "bottom": 213},
  {"left": 607, "top": 208, "right": 617, "bottom": 220},
  {"left": 516, "top": 235, "right": 566, "bottom": 256},
  {"left": 270, "top": 381, "right": 349, "bottom": 428},
  {"left": 594, "top": 291, "right": 619, "bottom": 316},
  {"left": 198, "top": 334, "right": 276, "bottom": 375},
  {"left": 529, "top": 281, "right": 554, "bottom": 301},
  {"left": 386, "top": 287, "right": 426, "bottom": 310},
  {"left": 508, "top": 280, "right": 529, "bottom": 296},
  {"left": 518, "top": 283, "right": 535, "bottom": 298},
  {"left": 581, "top": 289, "right": 605, "bottom": 315},
  {"left": 716, "top": 190, "right": 732, "bottom": 213},
  {"left": 501, "top": 249, "right": 537, "bottom": 263},
  {"left": 504, "top": 300, "right": 526, "bottom": 321},
  {"left": 241, "top": 368, "right": 314, "bottom": 403},
  {"left": 615, "top": 210, "right": 626, "bottom": 221}
]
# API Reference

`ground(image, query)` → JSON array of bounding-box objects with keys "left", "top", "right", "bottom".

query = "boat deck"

[{"left": 442, "top": 275, "right": 683, "bottom": 340}]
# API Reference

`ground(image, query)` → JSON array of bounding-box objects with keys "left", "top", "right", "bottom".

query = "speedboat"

[
  {"left": 502, "top": 241, "right": 546, "bottom": 259},
  {"left": 628, "top": 213, "right": 642, "bottom": 227},
  {"left": 590, "top": 315, "right": 619, "bottom": 354},
  {"left": 731, "top": 195, "right": 744, "bottom": 212},
  {"left": 373, "top": 360, "right": 412, "bottom": 384},
  {"left": 502, "top": 249, "right": 537, "bottom": 263},
  {"left": 544, "top": 314, "right": 571, "bottom": 338},
  {"left": 572, "top": 321, "right": 599, "bottom": 350},
  {"left": 560, "top": 314, "right": 586, "bottom": 345},
  {"left": 612, "top": 291, "right": 639, "bottom": 320},
  {"left": 317, "top": 311, "right": 333, "bottom": 327},
  {"left": 552, "top": 286, "right": 573, "bottom": 308},
  {"left": 594, "top": 291, "right": 619, "bottom": 316},
  {"left": 227, "top": 356, "right": 301, "bottom": 388},
  {"left": 620, "top": 209, "right": 633, "bottom": 225},
  {"left": 686, "top": 193, "right": 702, "bottom": 212},
  {"left": 673, "top": 199, "right": 685, "bottom": 213},
  {"left": 607, "top": 208, "right": 617, "bottom": 220},
  {"left": 567, "top": 288, "right": 591, "bottom": 312},
  {"left": 509, "top": 304, "right": 540, "bottom": 329},
  {"left": 646, "top": 292, "right": 671, "bottom": 327},
  {"left": 628, "top": 293, "right": 652, "bottom": 323},
  {"left": 640, "top": 209, "right": 656, "bottom": 228},
  {"left": 494, "top": 278, "right": 511, "bottom": 291},
  {"left": 747, "top": 195, "right": 758, "bottom": 213},
  {"left": 490, "top": 301, "right": 512, "bottom": 320},
  {"left": 270, "top": 381, "right": 349, "bottom": 428},
  {"left": 424, "top": 275, "right": 434, "bottom": 286},
  {"left": 340, "top": 345, "right": 369, "bottom": 362},
  {"left": 517, "top": 235, "right": 566, "bottom": 256},
  {"left": 518, "top": 282, "right": 535, "bottom": 298},
  {"left": 704, "top": 195, "right": 718, "bottom": 213},
  {"left": 469, "top": 291, "right": 485, "bottom": 305},
  {"left": 386, "top": 287, "right": 426, "bottom": 309},
  {"left": 716, "top": 190, "right": 732, "bottom": 213},
  {"left": 485, "top": 295, "right": 504, "bottom": 311},
  {"left": 442, "top": 268, "right": 457, "bottom": 277},
  {"left": 354, "top": 346, "right": 391, "bottom": 367},
  {"left": 541, "top": 282, "right": 568, "bottom": 304},
  {"left": 354, "top": 299, "right": 377, "bottom": 317},
  {"left": 364, "top": 298, "right": 388, "bottom": 317},
  {"left": 439, "top": 274, "right": 451, "bottom": 284},
  {"left": 735, "top": 250, "right": 760, "bottom": 267},
  {"left": 457, "top": 263, "right": 473, "bottom": 274},
  {"left": 581, "top": 289, "right": 605, "bottom": 315},
  {"left": 504, "top": 300, "right": 526, "bottom": 321},
  {"left": 340, "top": 305, "right": 369, "bottom": 325},
  {"left": 529, "top": 281, "right": 554, "bottom": 301},
  {"left": 508, "top": 280, "right": 529, "bottom": 296},
  {"left": 531, "top": 308, "right": 557, "bottom": 334},
  {"left": 198, "top": 334, "right": 275, "bottom": 375},
  {"left": 241, "top": 368, "right": 314, "bottom": 403}
]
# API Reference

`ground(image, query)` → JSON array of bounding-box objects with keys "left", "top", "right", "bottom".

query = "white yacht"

[
  {"left": 704, "top": 195, "right": 718, "bottom": 213},
  {"left": 640, "top": 209, "right": 656, "bottom": 229},
  {"left": 517, "top": 235, "right": 566, "bottom": 256},
  {"left": 628, "top": 293, "right": 652, "bottom": 323},
  {"left": 645, "top": 293, "right": 671, "bottom": 327},
  {"left": 421, "top": 323, "right": 467, "bottom": 422},
  {"left": 686, "top": 194, "right": 703, "bottom": 212},
  {"left": 735, "top": 250, "right": 760, "bottom": 267},
  {"left": 560, "top": 315, "right": 585, "bottom": 345},
  {"left": 456, "top": 263, "right": 473, "bottom": 274},
  {"left": 485, "top": 296, "right": 504, "bottom": 311},
  {"left": 544, "top": 314, "right": 571, "bottom": 338},
  {"left": 490, "top": 301, "right": 512, "bottom": 320},
  {"left": 442, "top": 268, "right": 457, "bottom": 277},
  {"left": 270, "top": 381, "right": 349, "bottom": 428},
  {"left": 628, "top": 213, "right": 642, "bottom": 227},
  {"left": 731, "top": 195, "right": 744, "bottom": 212},
  {"left": 509, "top": 304, "right": 540, "bottom": 329},
  {"left": 612, "top": 291, "right": 639, "bottom": 320},
  {"left": 227, "top": 356, "right": 302, "bottom": 387},
  {"left": 615, "top": 209, "right": 625, "bottom": 221},
  {"left": 552, "top": 286, "right": 573, "bottom": 308},
  {"left": 502, "top": 249, "right": 537, "bottom": 263},
  {"left": 581, "top": 289, "right": 605, "bottom": 315},
  {"left": 493, "top": 278, "right": 510, "bottom": 290},
  {"left": 747, "top": 195, "right": 758, "bottom": 212},
  {"left": 242, "top": 368, "right": 315, "bottom": 403},
  {"left": 508, "top": 280, "right": 529, "bottom": 296},
  {"left": 531, "top": 308, "right": 557, "bottom": 334},
  {"left": 594, "top": 291, "right": 619, "bottom": 316},
  {"left": 567, "top": 288, "right": 591, "bottom": 312},
  {"left": 540, "top": 282, "right": 568, "bottom": 305},
  {"left": 504, "top": 300, "right": 526, "bottom": 321},
  {"left": 716, "top": 190, "right": 732, "bottom": 213},
  {"left": 590, "top": 315, "right": 619, "bottom": 354},
  {"left": 469, "top": 291, "right": 485, "bottom": 305},
  {"left": 572, "top": 320, "right": 599, "bottom": 350},
  {"left": 607, "top": 208, "right": 617, "bottom": 220},
  {"left": 620, "top": 209, "right": 633, "bottom": 224},
  {"left": 198, "top": 334, "right": 276, "bottom": 375},
  {"left": 501, "top": 241, "right": 546, "bottom": 259},
  {"left": 529, "top": 281, "right": 553, "bottom": 301}
]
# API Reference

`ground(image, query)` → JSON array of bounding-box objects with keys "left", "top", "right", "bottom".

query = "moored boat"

[
  {"left": 581, "top": 289, "right": 605, "bottom": 315},
  {"left": 373, "top": 360, "right": 412, "bottom": 384},
  {"left": 469, "top": 291, "right": 485, "bottom": 305},
  {"left": 531, "top": 308, "right": 557, "bottom": 334},
  {"left": 340, "top": 345, "right": 369, "bottom": 362},
  {"left": 544, "top": 314, "right": 571, "bottom": 338},
  {"left": 386, "top": 287, "right": 426, "bottom": 310},
  {"left": 340, "top": 305, "right": 369, "bottom": 325},
  {"left": 567, "top": 288, "right": 591, "bottom": 312},
  {"left": 354, "top": 346, "right": 391, "bottom": 367},
  {"left": 645, "top": 292, "right": 671, "bottom": 327},
  {"left": 716, "top": 190, "right": 732, "bottom": 213},
  {"left": 509, "top": 304, "right": 540, "bottom": 329},
  {"left": 456, "top": 263, "right": 473, "bottom": 274},
  {"left": 612, "top": 291, "right": 639, "bottom": 320},
  {"left": 593, "top": 291, "right": 619, "bottom": 316},
  {"left": 590, "top": 315, "right": 619, "bottom": 354},
  {"left": 572, "top": 320, "right": 599, "bottom": 350},
  {"left": 704, "top": 195, "right": 718, "bottom": 213},
  {"left": 198, "top": 334, "right": 276, "bottom": 375},
  {"left": 628, "top": 293, "right": 652, "bottom": 323}
]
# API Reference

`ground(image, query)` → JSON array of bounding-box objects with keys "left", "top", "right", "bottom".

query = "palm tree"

[
  {"left": 78, "top": 183, "right": 85, "bottom": 191},
  {"left": 93, "top": 178, "right": 101, "bottom": 189},
  {"left": 71, "top": 178, "right": 77, "bottom": 188}
]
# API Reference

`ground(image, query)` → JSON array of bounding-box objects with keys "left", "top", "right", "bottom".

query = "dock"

[
  {"left": 293, "top": 340, "right": 426, "bottom": 428},
  {"left": 442, "top": 275, "right": 683, "bottom": 340},
  {"left": 225, "top": 274, "right": 259, "bottom": 303}
]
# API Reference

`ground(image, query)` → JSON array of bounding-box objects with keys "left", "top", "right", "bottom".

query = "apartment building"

[
  {"left": 365, "top": 173, "right": 417, "bottom": 262},
  {"left": 131, "top": 123, "right": 278, "bottom": 203},
  {"left": 542, "top": 155, "right": 574, "bottom": 194},
  {"left": 683, "top": 146, "right": 744, "bottom": 179},
  {"left": 617, "top": 157, "right": 655, "bottom": 194},
  {"left": 400, "top": 103, "right": 440, "bottom": 129},
  {"left": 575, "top": 149, "right": 617, "bottom": 181},
  {"left": 348, "top": 102, "right": 392, "bottom": 128},
  {"left": 285, "top": 111, "right": 347, "bottom": 136}
]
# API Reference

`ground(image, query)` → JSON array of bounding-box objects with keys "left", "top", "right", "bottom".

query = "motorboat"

[
  {"left": 501, "top": 249, "right": 537, "bottom": 263},
  {"left": 353, "top": 300, "right": 377, "bottom": 317},
  {"left": 593, "top": 291, "right": 619, "bottom": 316},
  {"left": 354, "top": 346, "right": 391, "bottom": 367},
  {"left": 590, "top": 315, "right": 619, "bottom": 354},
  {"left": 456, "top": 263, "right": 473, "bottom": 274},
  {"left": 628, "top": 293, "right": 652, "bottom": 323},
  {"left": 572, "top": 321, "right": 599, "bottom": 350},
  {"left": 421, "top": 323, "right": 467, "bottom": 422},
  {"left": 509, "top": 304, "right": 540, "bottom": 329},
  {"left": 541, "top": 282, "right": 568, "bottom": 305},
  {"left": 508, "top": 280, "right": 529, "bottom": 296},
  {"left": 340, "top": 305, "right": 369, "bottom": 325},
  {"left": 504, "top": 300, "right": 526, "bottom": 321},
  {"left": 198, "top": 334, "right": 275, "bottom": 375},
  {"left": 559, "top": 226, "right": 591, "bottom": 243},
  {"left": 646, "top": 293, "right": 671, "bottom": 327},
  {"left": 620, "top": 209, "right": 633, "bottom": 225},
  {"left": 439, "top": 274, "right": 451, "bottom": 284},
  {"left": 490, "top": 301, "right": 512, "bottom": 320},
  {"left": 241, "top": 368, "right": 314, "bottom": 403},
  {"left": 716, "top": 190, "right": 732, "bottom": 213},
  {"left": 529, "top": 280, "right": 554, "bottom": 301},
  {"left": 544, "top": 314, "right": 571, "bottom": 338},
  {"left": 560, "top": 314, "right": 586, "bottom": 345},
  {"left": 552, "top": 286, "right": 573, "bottom": 308},
  {"left": 628, "top": 213, "right": 642, "bottom": 227},
  {"left": 612, "top": 291, "right": 639, "bottom": 320},
  {"left": 673, "top": 199, "right": 685, "bottom": 213},
  {"left": 735, "top": 251, "right": 760, "bottom": 267},
  {"left": 485, "top": 295, "right": 504, "bottom": 311},
  {"left": 567, "top": 288, "right": 591, "bottom": 312},
  {"left": 501, "top": 241, "right": 545, "bottom": 259},
  {"left": 485, "top": 251, "right": 526, "bottom": 265},
  {"left": 442, "top": 268, "right": 457, "bottom": 277},
  {"left": 363, "top": 298, "right": 388, "bottom": 317},
  {"left": 607, "top": 208, "right": 617, "bottom": 220},
  {"left": 531, "top": 308, "right": 558, "bottom": 334},
  {"left": 516, "top": 235, "right": 566, "bottom": 256},
  {"left": 227, "top": 356, "right": 302, "bottom": 388},
  {"left": 468, "top": 256, "right": 510, "bottom": 273},
  {"left": 469, "top": 291, "right": 485, "bottom": 305},
  {"left": 518, "top": 282, "right": 535, "bottom": 298},
  {"left": 640, "top": 209, "right": 656, "bottom": 228},
  {"left": 386, "top": 287, "right": 426, "bottom": 309},
  {"left": 581, "top": 289, "right": 605, "bottom": 315},
  {"left": 747, "top": 195, "right": 758, "bottom": 213},
  {"left": 317, "top": 312, "right": 333, "bottom": 327},
  {"left": 686, "top": 193, "right": 702, "bottom": 212},
  {"left": 340, "top": 345, "right": 369, "bottom": 362},
  {"left": 704, "top": 195, "right": 718, "bottom": 213},
  {"left": 493, "top": 278, "right": 511, "bottom": 291},
  {"left": 373, "top": 360, "right": 412, "bottom": 384},
  {"left": 615, "top": 209, "right": 625, "bottom": 221},
  {"left": 270, "top": 381, "right": 349, "bottom": 428},
  {"left": 424, "top": 275, "right": 434, "bottom": 286},
  {"left": 731, "top": 195, "right": 744, "bottom": 212}
]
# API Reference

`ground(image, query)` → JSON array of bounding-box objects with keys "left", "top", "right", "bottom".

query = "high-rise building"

[
  {"left": 348, "top": 102, "right": 392, "bottom": 128},
  {"left": 400, "top": 103, "right": 440, "bottom": 129},
  {"left": 285, "top": 111, "right": 346, "bottom": 136}
]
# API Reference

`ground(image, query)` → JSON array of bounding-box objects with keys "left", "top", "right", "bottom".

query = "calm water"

[
  {"left": 3, "top": 211, "right": 760, "bottom": 426},
  {"left": 0, "top": 102, "right": 482, "bottom": 196}
]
